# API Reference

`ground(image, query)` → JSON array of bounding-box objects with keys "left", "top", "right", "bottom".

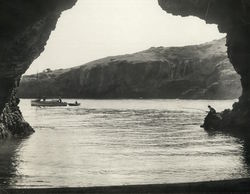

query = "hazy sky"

[{"left": 26, "top": 0, "right": 225, "bottom": 75}]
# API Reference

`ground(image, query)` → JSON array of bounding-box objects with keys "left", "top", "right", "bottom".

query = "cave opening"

[
  {"left": 20, "top": 0, "right": 230, "bottom": 101},
  {"left": 1, "top": 0, "right": 250, "bottom": 190},
  {"left": 26, "top": 0, "right": 225, "bottom": 75}
]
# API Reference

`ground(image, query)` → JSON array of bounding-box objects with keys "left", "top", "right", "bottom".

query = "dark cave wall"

[
  {"left": 227, "top": 26, "right": 250, "bottom": 109},
  {"left": 0, "top": 0, "right": 77, "bottom": 137},
  {"left": 0, "top": 0, "right": 77, "bottom": 111},
  {"left": 158, "top": 0, "right": 250, "bottom": 32},
  {"left": 0, "top": 89, "right": 34, "bottom": 138}
]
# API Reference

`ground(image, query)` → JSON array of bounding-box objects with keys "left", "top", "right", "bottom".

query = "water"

[{"left": 1, "top": 99, "right": 250, "bottom": 188}]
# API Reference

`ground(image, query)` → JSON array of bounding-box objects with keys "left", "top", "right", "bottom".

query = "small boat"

[
  {"left": 68, "top": 102, "right": 81, "bottom": 106},
  {"left": 31, "top": 99, "right": 67, "bottom": 107}
]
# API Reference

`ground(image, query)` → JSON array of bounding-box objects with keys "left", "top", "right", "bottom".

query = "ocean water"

[{"left": 0, "top": 99, "right": 249, "bottom": 188}]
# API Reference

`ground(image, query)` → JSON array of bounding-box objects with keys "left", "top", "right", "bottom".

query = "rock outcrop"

[
  {"left": 18, "top": 38, "right": 241, "bottom": 99},
  {"left": 0, "top": 90, "right": 34, "bottom": 138},
  {"left": 0, "top": 0, "right": 77, "bottom": 137},
  {"left": 158, "top": 0, "right": 250, "bottom": 131}
]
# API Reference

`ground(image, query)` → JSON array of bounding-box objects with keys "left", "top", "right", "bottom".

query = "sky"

[{"left": 26, "top": 0, "right": 225, "bottom": 75}]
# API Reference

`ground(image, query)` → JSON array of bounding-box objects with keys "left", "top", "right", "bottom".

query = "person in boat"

[
  {"left": 208, "top": 105, "right": 216, "bottom": 114},
  {"left": 75, "top": 101, "right": 78, "bottom": 105},
  {"left": 58, "top": 96, "right": 62, "bottom": 103},
  {"left": 42, "top": 96, "right": 46, "bottom": 101}
]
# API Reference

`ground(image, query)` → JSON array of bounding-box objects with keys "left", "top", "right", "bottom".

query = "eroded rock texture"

[
  {"left": 0, "top": 0, "right": 77, "bottom": 137},
  {"left": 0, "top": 90, "right": 34, "bottom": 138},
  {"left": 159, "top": 0, "right": 250, "bottom": 131}
]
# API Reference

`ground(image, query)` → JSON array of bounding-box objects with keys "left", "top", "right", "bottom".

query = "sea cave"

[{"left": 1, "top": 0, "right": 250, "bottom": 192}]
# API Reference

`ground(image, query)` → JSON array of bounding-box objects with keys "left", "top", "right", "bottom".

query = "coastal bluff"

[{"left": 19, "top": 38, "right": 241, "bottom": 100}]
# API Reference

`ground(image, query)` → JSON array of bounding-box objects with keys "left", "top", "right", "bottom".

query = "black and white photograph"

[{"left": 0, "top": 0, "right": 250, "bottom": 193}]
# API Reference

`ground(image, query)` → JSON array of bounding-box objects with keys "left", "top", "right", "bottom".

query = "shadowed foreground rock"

[
  {"left": 0, "top": 90, "right": 34, "bottom": 138},
  {"left": 3, "top": 179, "right": 250, "bottom": 194}
]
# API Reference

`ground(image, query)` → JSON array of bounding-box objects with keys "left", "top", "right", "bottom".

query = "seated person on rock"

[
  {"left": 200, "top": 105, "right": 219, "bottom": 129},
  {"left": 208, "top": 105, "right": 216, "bottom": 114}
]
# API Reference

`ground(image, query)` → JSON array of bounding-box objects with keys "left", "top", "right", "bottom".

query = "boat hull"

[
  {"left": 31, "top": 101, "right": 67, "bottom": 107},
  {"left": 68, "top": 103, "right": 80, "bottom": 106}
]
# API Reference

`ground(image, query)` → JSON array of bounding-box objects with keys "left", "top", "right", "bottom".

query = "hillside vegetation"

[{"left": 18, "top": 38, "right": 241, "bottom": 99}]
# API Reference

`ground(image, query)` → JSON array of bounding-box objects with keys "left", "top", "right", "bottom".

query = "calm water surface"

[{"left": 0, "top": 99, "right": 250, "bottom": 188}]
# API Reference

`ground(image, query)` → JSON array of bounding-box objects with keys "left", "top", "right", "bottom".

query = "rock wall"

[
  {"left": 0, "top": 90, "right": 34, "bottom": 138},
  {"left": 158, "top": 0, "right": 250, "bottom": 130},
  {"left": 0, "top": 0, "right": 77, "bottom": 137}
]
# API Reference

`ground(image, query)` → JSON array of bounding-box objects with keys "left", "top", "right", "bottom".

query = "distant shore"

[
  {"left": 3, "top": 178, "right": 250, "bottom": 194},
  {"left": 18, "top": 38, "right": 241, "bottom": 101}
]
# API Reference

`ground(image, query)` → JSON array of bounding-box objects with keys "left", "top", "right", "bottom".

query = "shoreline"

[{"left": 3, "top": 178, "right": 250, "bottom": 194}]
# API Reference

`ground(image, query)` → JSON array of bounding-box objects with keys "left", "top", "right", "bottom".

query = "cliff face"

[
  {"left": 158, "top": 0, "right": 250, "bottom": 130},
  {"left": 0, "top": 0, "right": 77, "bottom": 137},
  {"left": 18, "top": 38, "right": 241, "bottom": 99}
]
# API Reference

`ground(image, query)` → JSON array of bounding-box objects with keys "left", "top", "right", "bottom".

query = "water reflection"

[
  {"left": 242, "top": 139, "right": 250, "bottom": 168},
  {"left": 205, "top": 130, "right": 250, "bottom": 173},
  {"left": 1, "top": 99, "right": 250, "bottom": 188},
  {"left": 0, "top": 138, "right": 25, "bottom": 187}
]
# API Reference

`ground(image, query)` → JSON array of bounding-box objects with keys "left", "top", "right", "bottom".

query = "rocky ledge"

[
  {"left": 0, "top": 90, "right": 34, "bottom": 138},
  {"left": 202, "top": 103, "right": 250, "bottom": 136}
]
